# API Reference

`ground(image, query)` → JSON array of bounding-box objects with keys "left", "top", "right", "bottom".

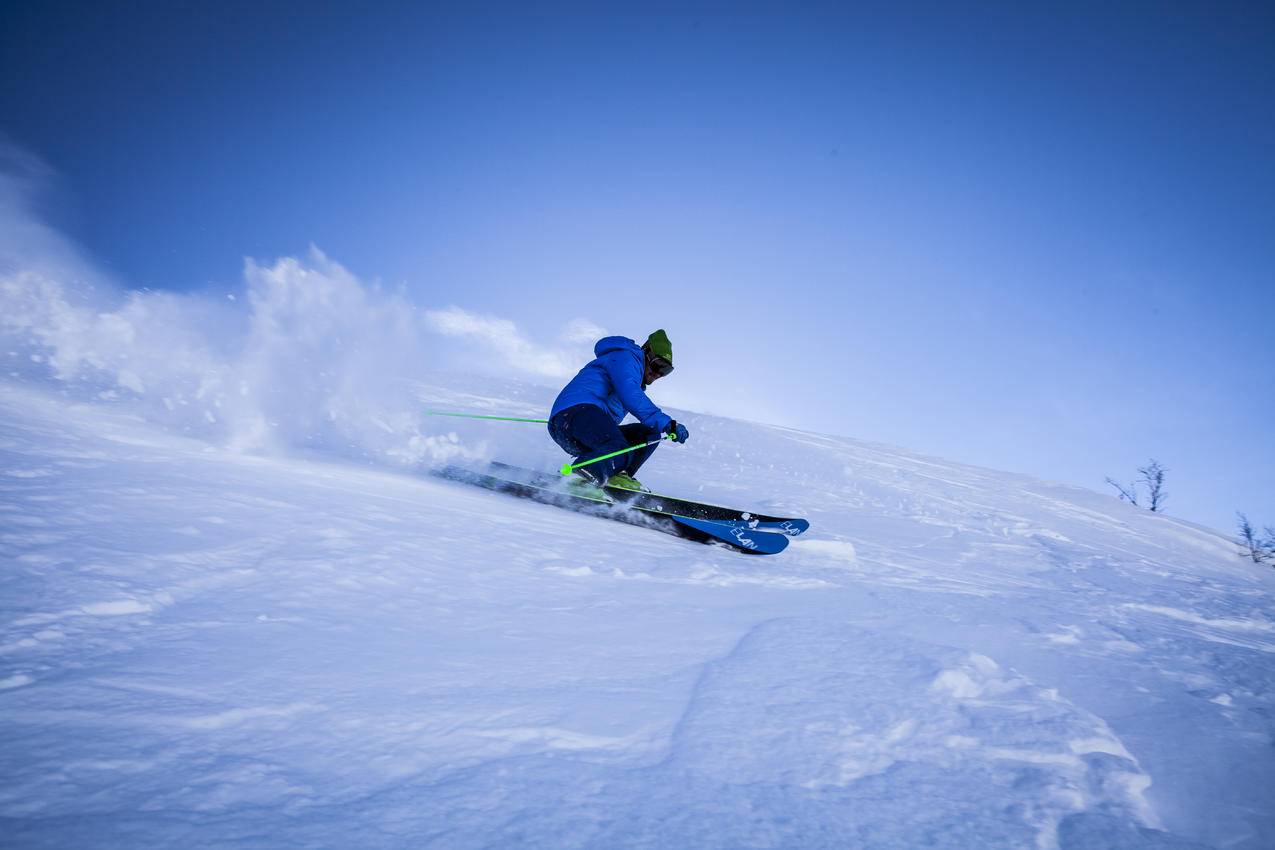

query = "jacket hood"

[{"left": 593, "top": 336, "right": 641, "bottom": 359}]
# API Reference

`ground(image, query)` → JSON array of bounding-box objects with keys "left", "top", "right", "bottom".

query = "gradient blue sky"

[{"left": 3, "top": 1, "right": 1273, "bottom": 533}]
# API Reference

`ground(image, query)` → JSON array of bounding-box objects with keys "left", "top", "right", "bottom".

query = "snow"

[
  {"left": 2, "top": 376, "right": 1273, "bottom": 850},
  {"left": 0, "top": 239, "right": 1271, "bottom": 848}
]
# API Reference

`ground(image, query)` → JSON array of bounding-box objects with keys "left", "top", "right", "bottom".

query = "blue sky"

[{"left": 3, "top": 1, "right": 1272, "bottom": 533}]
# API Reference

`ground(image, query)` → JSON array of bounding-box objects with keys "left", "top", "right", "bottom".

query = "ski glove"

[{"left": 666, "top": 420, "right": 690, "bottom": 444}]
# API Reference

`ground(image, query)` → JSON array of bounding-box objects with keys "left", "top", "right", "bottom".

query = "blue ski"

[
  {"left": 668, "top": 515, "right": 789, "bottom": 554},
  {"left": 436, "top": 463, "right": 789, "bottom": 555},
  {"left": 486, "top": 461, "right": 810, "bottom": 535}
]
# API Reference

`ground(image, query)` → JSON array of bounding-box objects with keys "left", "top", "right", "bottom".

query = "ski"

[
  {"left": 436, "top": 463, "right": 789, "bottom": 555},
  {"left": 666, "top": 515, "right": 789, "bottom": 554},
  {"left": 709, "top": 515, "right": 810, "bottom": 538},
  {"left": 487, "top": 461, "right": 811, "bottom": 536}
]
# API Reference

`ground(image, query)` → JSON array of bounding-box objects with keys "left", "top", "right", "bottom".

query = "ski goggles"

[{"left": 648, "top": 355, "right": 674, "bottom": 378}]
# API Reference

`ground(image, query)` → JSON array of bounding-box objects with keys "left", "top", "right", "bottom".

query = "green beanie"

[{"left": 645, "top": 329, "right": 672, "bottom": 363}]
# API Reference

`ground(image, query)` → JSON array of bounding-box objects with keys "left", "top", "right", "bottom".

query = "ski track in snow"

[{"left": 1, "top": 381, "right": 1273, "bottom": 849}]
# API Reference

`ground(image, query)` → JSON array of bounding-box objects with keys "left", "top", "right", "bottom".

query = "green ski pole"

[
  {"left": 424, "top": 409, "right": 677, "bottom": 477},
  {"left": 559, "top": 435, "right": 674, "bottom": 476},
  {"left": 425, "top": 410, "right": 549, "bottom": 424}
]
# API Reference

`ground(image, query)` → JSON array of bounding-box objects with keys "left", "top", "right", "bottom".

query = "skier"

[{"left": 548, "top": 329, "right": 689, "bottom": 491}]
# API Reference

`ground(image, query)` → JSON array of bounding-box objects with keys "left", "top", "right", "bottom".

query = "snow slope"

[{"left": 3, "top": 372, "right": 1273, "bottom": 850}]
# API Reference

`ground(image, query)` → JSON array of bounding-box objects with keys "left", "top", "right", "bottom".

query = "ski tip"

[
  {"left": 671, "top": 515, "right": 789, "bottom": 554},
  {"left": 779, "top": 518, "right": 811, "bottom": 536}
]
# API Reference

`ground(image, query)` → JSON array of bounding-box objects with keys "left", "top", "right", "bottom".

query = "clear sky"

[{"left": 3, "top": 0, "right": 1272, "bottom": 534}]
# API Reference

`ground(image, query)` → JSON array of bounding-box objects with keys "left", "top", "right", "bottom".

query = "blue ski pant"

[{"left": 548, "top": 403, "right": 660, "bottom": 482}]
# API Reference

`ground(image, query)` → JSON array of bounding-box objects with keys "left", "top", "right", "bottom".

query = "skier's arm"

[{"left": 601, "top": 352, "right": 672, "bottom": 433}]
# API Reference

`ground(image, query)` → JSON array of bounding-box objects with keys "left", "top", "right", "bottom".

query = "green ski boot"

[
  {"left": 565, "top": 467, "right": 608, "bottom": 500},
  {"left": 604, "top": 472, "right": 646, "bottom": 492}
]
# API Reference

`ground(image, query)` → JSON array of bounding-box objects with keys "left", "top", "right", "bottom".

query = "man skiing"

[{"left": 548, "top": 329, "right": 689, "bottom": 491}]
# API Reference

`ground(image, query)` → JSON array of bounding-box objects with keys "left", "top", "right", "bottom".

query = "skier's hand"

[{"left": 666, "top": 420, "right": 690, "bottom": 444}]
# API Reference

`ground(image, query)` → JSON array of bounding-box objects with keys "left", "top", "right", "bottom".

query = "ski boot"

[
  {"left": 604, "top": 472, "right": 647, "bottom": 492},
  {"left": 565, "top": 466, "right": 608, "bottom": 499}
]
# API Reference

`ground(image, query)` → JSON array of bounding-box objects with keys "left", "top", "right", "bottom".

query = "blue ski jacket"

[{"left": 550, "top": 336, "right": 673, "bottom": 433}]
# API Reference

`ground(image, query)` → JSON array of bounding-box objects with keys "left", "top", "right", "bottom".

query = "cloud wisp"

[{"left": 425, "top": 306, "right": 604, "bottom": 381}]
